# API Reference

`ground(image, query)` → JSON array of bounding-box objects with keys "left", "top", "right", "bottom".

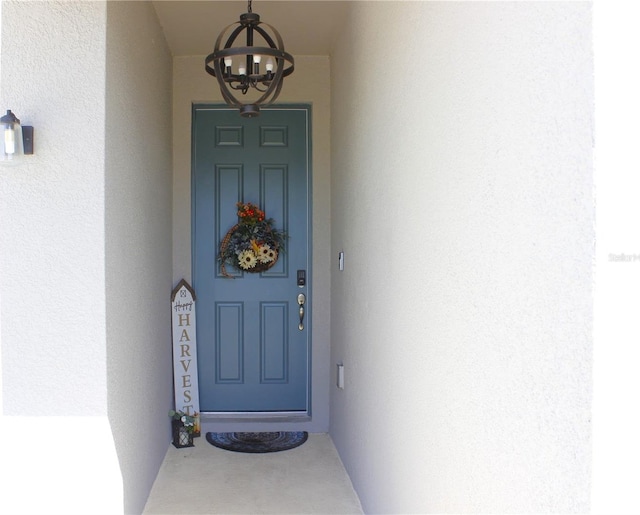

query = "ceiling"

[{"left": 152, "top": 1, "right": 349, "bottom": 57}]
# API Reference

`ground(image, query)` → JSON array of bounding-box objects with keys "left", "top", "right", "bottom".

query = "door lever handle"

[{"left": 297, "top": 293, "right": 306, "bottom": 331}]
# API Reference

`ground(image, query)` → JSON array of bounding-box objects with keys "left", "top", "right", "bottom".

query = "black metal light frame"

[{"left": 205, "top": 1, "right": 294, "bottom": 117}]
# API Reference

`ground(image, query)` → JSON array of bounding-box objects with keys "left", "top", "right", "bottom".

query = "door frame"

[{"left": 190, "top": 103, "right": 313, "bottom": 423}]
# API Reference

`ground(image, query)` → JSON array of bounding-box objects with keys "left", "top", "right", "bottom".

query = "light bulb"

[
  {"left": 224, "top": 57, "right": 233, "bottom": 68},
  {"left": 253, "top": 55, "right": 262, "bottom": 64},
  {"left": 4, "top": 128, "right": 15, "bottom": 155},
  {"left": 265, "top": 58, "right": 274, "bottom": 72}
]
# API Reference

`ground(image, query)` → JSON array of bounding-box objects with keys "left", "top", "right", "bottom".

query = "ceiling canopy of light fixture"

[{"left": 205, "top": 0, "right": 294, "bottom": 118}]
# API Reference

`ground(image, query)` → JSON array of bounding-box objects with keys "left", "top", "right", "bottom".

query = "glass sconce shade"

[
  {"left": 1, "top": 110, "right": 23, "bottom": 163},
  {"left": 0, "top": 109, "right": 33, "bottom": 165}
]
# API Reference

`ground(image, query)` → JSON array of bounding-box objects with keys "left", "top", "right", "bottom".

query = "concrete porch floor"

[{"left": 143, "top": 432, "right": 363, "bottom": 514}]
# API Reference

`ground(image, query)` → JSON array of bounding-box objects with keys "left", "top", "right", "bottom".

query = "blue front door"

[{"left": 192, "top": 105, "right": 311, "bottom": 412}]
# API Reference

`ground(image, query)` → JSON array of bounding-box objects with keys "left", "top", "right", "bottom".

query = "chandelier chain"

[{"left": 248, "top": 0, "right": 252, "bottom": 13}]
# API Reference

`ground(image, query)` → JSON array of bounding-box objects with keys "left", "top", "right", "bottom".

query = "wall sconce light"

[{"left": 1, "top": 110, "right": 34, "bottom": 164}]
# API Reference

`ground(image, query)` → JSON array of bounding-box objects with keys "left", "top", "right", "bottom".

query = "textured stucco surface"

[
  {"left": 0, "top": 1, "right": 173, "bottom": 513},
  {"left": 105, "top": 1, "right": 173, "bottom": 513},
  {"left": 0, "top": 0, "right": 108, "bottom": 415},
  {"left": 330, "top": 2, "right": 593, "bottom": 513},
  {"left": 172, "top": 54, "right": 332, "bottom": 432},
  {"left": 0, "top": 2, "right": 123, "bottom": 514}
]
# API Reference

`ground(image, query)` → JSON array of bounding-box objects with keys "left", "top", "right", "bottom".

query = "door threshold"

[{"left": 201, "top": 411, "right": 311, "bottom": 423}]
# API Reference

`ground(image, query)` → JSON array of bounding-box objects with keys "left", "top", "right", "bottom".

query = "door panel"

[{"left": 192, "top": 106, "right": 311, "bottom": 412}]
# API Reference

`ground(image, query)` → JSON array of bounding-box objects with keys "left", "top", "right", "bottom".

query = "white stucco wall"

[
  {"left": 330, "top": 2, "right": 593, "bottom": 513},
  {"left": 172, "top": 54, "right": 332, "bottom": 432},
  {"left": 0, "top": 0, "right": 108, "bottom": 415},
  {"left": 0, "top": 1, "right": 122, "bottom": 513},
  {"left": 105, "top": 2, "right": 173, "bottom": 513}
]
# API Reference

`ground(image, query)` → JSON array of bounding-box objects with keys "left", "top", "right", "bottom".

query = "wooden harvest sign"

[{"left": 171, "top": 279, "right": 200, "bottom": 434}]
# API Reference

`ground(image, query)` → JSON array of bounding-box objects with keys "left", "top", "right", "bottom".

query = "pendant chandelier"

[{"left": 205, "top": 0, "right": 294, "bottom": 118}]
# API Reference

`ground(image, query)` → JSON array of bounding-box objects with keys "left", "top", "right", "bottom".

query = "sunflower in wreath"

[{"left": 218, "top": 202, "right": 287, "bottom": 277}]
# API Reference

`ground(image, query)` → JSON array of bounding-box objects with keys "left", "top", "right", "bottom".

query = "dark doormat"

[{"left": 206, "top": 431, "right": 308, "bottom": 453}]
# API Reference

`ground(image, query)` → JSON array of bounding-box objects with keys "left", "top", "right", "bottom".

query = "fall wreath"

[{"left": 218, "top": 202, "right": 287, "bottom": 277}]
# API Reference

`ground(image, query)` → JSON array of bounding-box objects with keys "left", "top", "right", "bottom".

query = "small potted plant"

[{"left": 168, "top": 409, "right": 196, "bottom": 448}]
